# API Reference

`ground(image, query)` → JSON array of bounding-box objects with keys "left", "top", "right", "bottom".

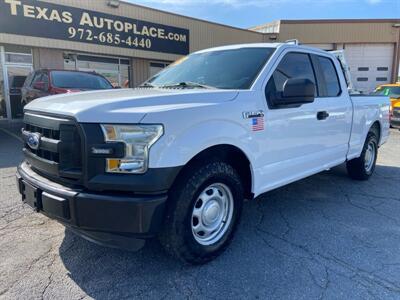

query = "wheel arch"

[
  {"left": 173, "top": 144, "right": 254, "bottom": 200},
  {"left": 370, "top": 120, "right": 381, "bottom": 145}
]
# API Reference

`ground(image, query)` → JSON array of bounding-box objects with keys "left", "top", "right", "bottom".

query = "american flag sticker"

[{"left": 251, "top": 117, "right": 264, "bottom": 131}]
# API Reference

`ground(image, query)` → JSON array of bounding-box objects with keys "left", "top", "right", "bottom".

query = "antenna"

[{"left": 285, "top": 39, "right": 299, "bottom": 45}]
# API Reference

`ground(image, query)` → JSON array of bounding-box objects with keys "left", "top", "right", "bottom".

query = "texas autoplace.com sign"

[{"left": 0, "top": 0, "right": 190, "bottom": 55}]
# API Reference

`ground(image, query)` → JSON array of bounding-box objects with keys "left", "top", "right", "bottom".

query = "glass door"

[
  {"left": 5, "top": 65, "right": 32, "bottom": 119},
  {"left": 0, "top": 47, "right": 6, "bottom": 119}
]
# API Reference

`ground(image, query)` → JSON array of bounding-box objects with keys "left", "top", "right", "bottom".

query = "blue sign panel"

[{"left": 0, "top": 0, "right": 190, "bottom": 55}]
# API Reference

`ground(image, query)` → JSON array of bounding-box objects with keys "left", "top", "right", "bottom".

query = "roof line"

[
  {"left": 250, "top": 18, "right": 400, "bottom": 29},
  {"left": 119, "top": 0, "right": 263, "bottom": 35},
  {"left": 280, "top": 18, "right": 400, "bottom": 24}
]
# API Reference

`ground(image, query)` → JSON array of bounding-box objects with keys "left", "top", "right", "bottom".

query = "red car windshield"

[{"left": 51, "top": 71, "right": 113, "bottom": 90}]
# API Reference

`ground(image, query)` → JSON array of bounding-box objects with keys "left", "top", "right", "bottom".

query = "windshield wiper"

[
  {"left": 139, "top": 82, "right": 155, "bottom": 88},
  {"left": 160, "top": 81, "right": 217, "bottom": 89}
]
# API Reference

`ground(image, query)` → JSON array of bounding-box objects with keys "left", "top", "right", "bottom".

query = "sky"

[{"left": 126, "top": 0, "right": 399, "bottom": 29}]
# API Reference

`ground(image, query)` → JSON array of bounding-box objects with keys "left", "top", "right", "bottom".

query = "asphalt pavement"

[{"left": 0, "top": 124, "right": 399, "bottom": 299}]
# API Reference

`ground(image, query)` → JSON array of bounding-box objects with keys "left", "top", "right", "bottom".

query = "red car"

[{"left": 21, "top": 69, "right": 114, "bottom": 106}]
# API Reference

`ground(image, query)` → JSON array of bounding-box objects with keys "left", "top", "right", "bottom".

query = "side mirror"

[
  {"left": 33, "top": 82, "right": 46, "bottom": 91},
  {"left": 274, "top": 78, "right": 315, "bottom": 106}
]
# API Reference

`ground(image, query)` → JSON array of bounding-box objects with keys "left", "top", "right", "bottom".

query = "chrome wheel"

[
  {"left": 191, "top": 183, "right": 234, "bottom": 246},
  {"left": 364, "top": 141, "right": 376, "bottom": 173}
]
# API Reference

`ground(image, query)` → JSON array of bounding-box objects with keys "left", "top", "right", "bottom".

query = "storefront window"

[
  {"left": 120, "top": 63, "right": 130, "bottom": 88},
  {"left": 5, "top": 53, "right": 32, "bottom": 64},
  {"left": 150, "top": 61, "right": 169, "bottom": 78},
  {"left": 6, "top": 65, "right": 31, "bottom": 118},
  {"left": 0, "top": 47, "right": 6, "bottom": 119},
  {"left": 64, "top": 54, "right": 130, "bottom": 88},
  {"left": 0, "top": 45, "right": 32, "bottom": 119},
  {"left": 63, "top": 57, "right": 76, "bottom": 70}
]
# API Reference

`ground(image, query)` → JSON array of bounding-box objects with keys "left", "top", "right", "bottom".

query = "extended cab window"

[
  {"left": 266, "top": 52, "right": 316, "bottom": 96},
  {"left": 317, "top": 56, "right": 341, "bottom": 97}
]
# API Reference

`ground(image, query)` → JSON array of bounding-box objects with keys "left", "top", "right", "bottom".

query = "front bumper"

[{"left": 16, "top": 162, "right": 168, "bottom": 251}]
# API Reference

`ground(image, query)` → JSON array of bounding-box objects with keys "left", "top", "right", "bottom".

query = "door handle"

[{"left": 317, "top": 111, "right": 329, "bottom": 120}]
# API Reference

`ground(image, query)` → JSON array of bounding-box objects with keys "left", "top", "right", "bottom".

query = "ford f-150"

[{"left": 17, "top": 43, "right": 390, "bottom": 264}]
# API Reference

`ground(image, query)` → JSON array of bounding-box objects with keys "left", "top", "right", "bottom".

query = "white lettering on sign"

[
  {"left": 4, "top": 0, "right": 73, "bottom": 23},
  {"left": 1, "top": 0, "right": 189, "bottom": 55}
]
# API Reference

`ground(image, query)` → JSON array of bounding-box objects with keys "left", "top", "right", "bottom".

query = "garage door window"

[{"left": 376, "top": 77, "right": 388, "bottom": 82}]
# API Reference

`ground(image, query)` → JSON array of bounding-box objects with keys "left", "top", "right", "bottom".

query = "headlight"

[{"left": 101, "top": 124, "right": 163, "bottom": 174}]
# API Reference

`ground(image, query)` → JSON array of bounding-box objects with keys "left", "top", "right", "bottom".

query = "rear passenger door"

[{"left": 311, "top": 54, "right": 352, "bottom": 164}]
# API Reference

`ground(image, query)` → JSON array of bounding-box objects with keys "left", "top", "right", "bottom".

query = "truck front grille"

[{"left": 22, "top": 113, "right": 83, "bottom": 182}]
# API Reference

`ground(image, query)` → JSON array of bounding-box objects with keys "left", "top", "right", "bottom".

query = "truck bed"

[{"left": 347, "top": 95, "right": 390, "bottom": 160}]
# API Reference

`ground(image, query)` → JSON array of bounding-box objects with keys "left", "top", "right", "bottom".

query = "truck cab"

[{"left": 17, "top": 43, "right": 390, "bottom": 264}]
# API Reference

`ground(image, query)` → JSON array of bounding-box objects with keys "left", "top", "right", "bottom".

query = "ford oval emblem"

[{"left": 27, "top": 133, "right": 41, "bottom": 150}]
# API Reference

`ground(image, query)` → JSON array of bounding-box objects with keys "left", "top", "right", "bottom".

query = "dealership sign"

[{"left": 0, "top": 0, "right": 190, "bottom": 55}]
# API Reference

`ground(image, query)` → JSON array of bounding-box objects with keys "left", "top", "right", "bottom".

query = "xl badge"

[
  {"left": 27, "top": 133, "right": 41, "bottom": 150},
  {"left": 242, "top": 110, "right": 264, "bottom": 119}
]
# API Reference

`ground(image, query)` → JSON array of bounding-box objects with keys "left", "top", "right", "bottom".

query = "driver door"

[{"left": 256, "top": 51, "right": 331, "bottom": 192}]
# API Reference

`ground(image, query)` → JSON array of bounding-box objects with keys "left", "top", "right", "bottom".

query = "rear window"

[{"left": 51, "top": 71, "right": 113, "bottom": 90}]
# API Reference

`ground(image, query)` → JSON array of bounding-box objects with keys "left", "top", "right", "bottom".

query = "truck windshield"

[{"left": 147, "top": 47, "right": 275, "bottom": 90}]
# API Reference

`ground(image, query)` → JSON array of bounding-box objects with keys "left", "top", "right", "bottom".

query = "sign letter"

[{"left": 5, "top": 0, "right": 22, "bottom": 16}]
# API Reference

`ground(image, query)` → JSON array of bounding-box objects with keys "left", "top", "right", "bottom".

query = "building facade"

[
  {"left": 0, "top": 0, "right": 399, "bottom": 120},
  {"left": 251, "top": 19, "right": 400, "bottom": 93}
]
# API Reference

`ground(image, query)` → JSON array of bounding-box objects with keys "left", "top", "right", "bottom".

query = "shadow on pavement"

[
  {"left": 58, "top": 163, "right": 400, "bottom": 299},
  {"left": 0, "top": 126, "right": 23, "bottom": 169}
]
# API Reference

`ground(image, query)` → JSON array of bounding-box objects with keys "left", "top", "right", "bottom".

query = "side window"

[
  {"left": 31, "top": 72, "right": 42, "bottom": 87},
  {"left": 317, "top": 56, "right": 341, "bottom": 97},
  {"left": 23, "top": 72, "right": 34, "bottom": 88},
  {"left": 42, "top": 73, "right": 49, "bottom": 90},
  {"left": 266, "top": 52, "right": 316, "bottom": 96}
]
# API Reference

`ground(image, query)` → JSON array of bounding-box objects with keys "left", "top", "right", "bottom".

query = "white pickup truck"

[{"left": 17, "top": 43, "right": 390, "bottom": 264}]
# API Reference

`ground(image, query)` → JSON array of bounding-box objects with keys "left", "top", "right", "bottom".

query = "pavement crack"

[{"left": 256, "top": 227, "right": 400, "bottom": 293}]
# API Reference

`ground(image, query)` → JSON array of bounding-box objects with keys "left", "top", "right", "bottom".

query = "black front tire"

[
  {"left": 159, "top": 161, "right": 244, "bottom": 265},
  {"left": 346, "top": 131, "right": 378, "bottom": 181}
]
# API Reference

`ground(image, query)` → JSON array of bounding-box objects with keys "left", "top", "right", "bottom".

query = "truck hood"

[{"left": 24, "top": 88, "right": 239, "bottom": 123}]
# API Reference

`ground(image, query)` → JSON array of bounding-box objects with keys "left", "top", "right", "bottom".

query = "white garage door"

[{"left": 344, "top": 43, "right": 394, "bottom": 93}]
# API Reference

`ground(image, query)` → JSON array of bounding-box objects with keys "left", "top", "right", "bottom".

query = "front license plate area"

[{"left": 23, "top": 181, "right": 41, "bottom": 211}]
